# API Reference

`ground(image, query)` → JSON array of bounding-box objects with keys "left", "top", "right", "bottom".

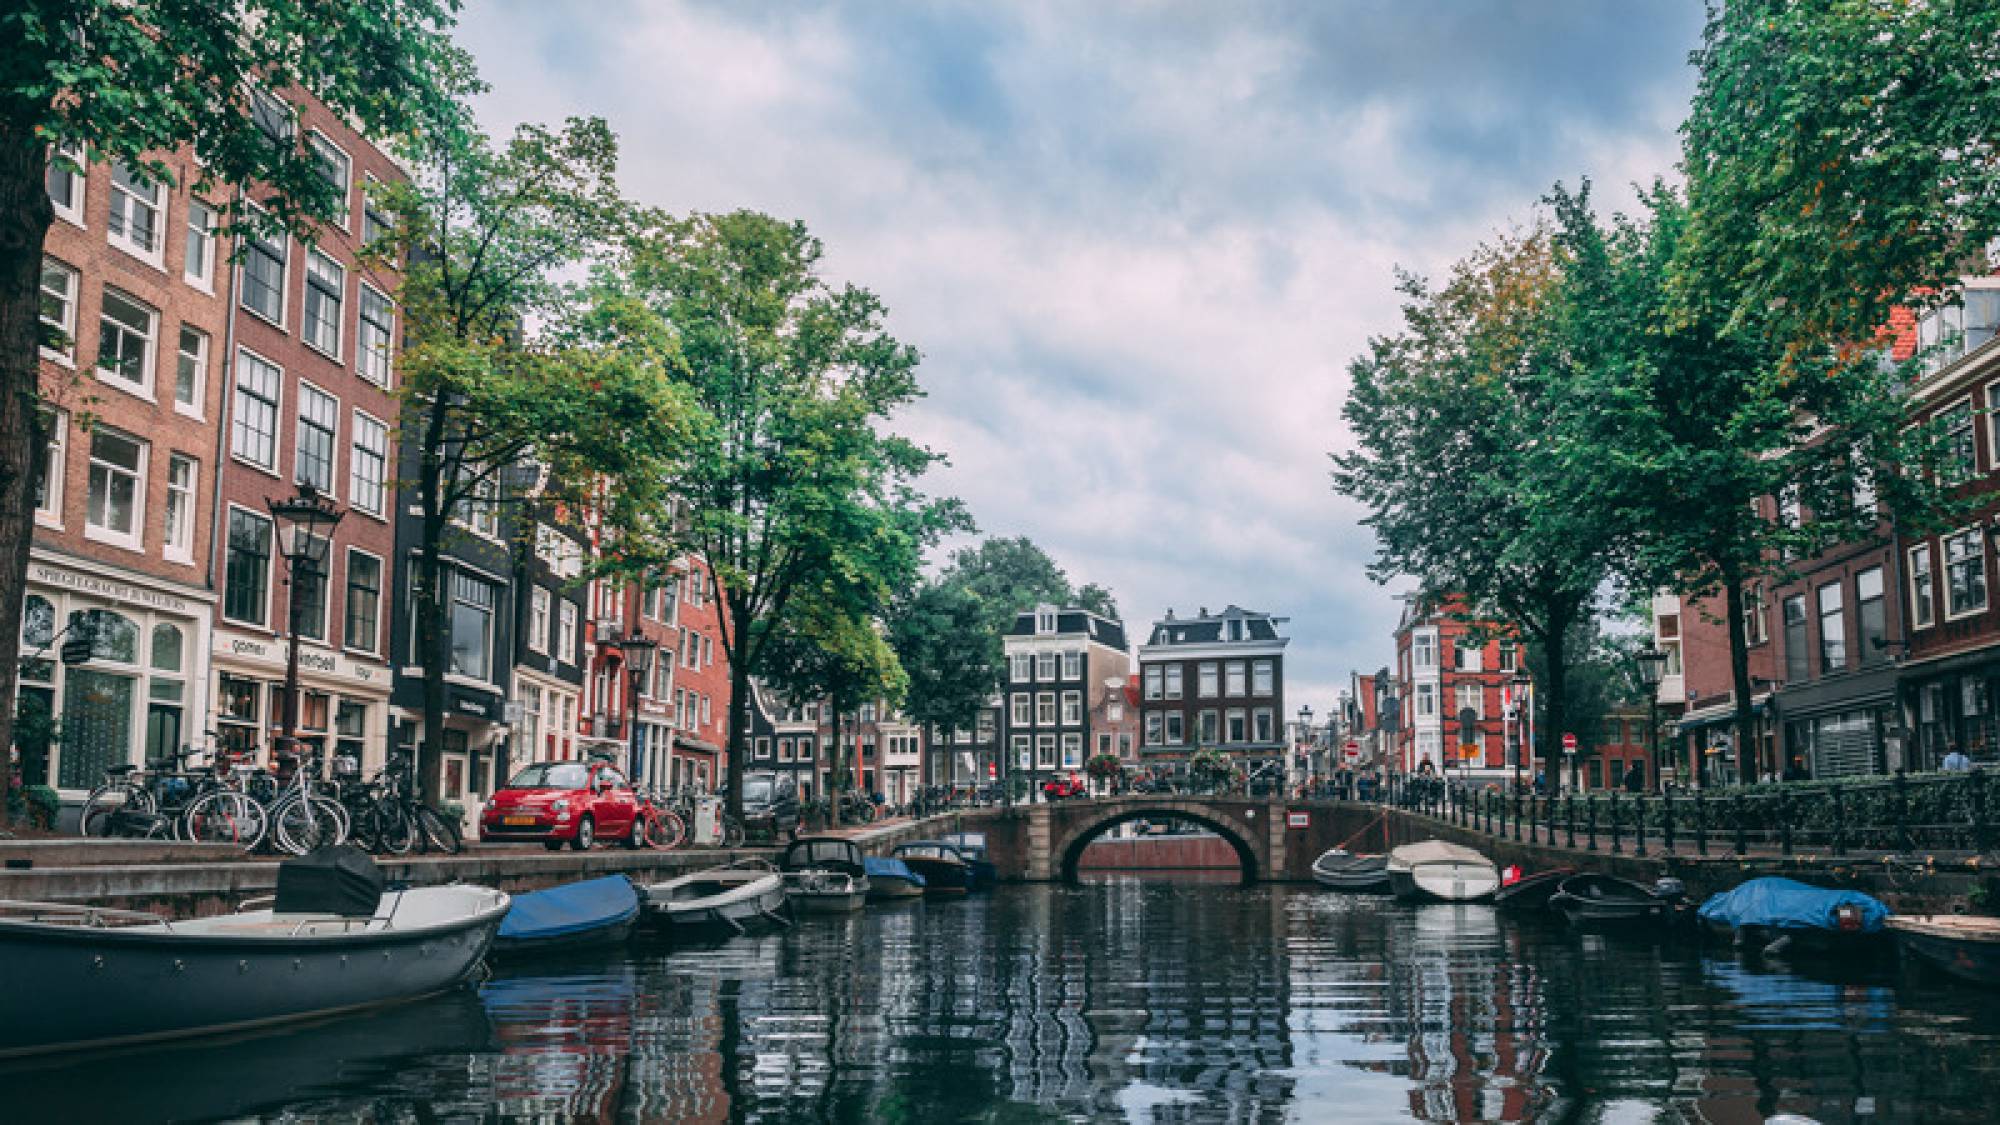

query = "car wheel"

[
  {"left": 571, "top": 815, "right": 595, "bottom": 851},
  {"left": 624, "top": 816, "right": 647, "bottom": 849}
]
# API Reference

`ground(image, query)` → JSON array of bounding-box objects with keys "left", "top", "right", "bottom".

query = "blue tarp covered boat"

[
  {"left": 863, "top": 856, "right": 925, "bottom": 901},
  {"left": 1698, "top": 877, "right": 1891, "bottom": 960},
  {"left": 494, "top": 875, "right": 640, "bottom": 956}
]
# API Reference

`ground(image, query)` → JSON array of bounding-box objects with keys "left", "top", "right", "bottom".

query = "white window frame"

[
  {"left": 34, "top": 408, "right": 65, "bottom": 530},
  {"left": 1455, "top": 682, "right": 1483, "bottom": 721},
  {"left": 1942, "top": 398, "right": 1978, "bottom": 484},
  {"left": 356, "top": 283, "right": 394, "bottom": 387},
  {"left": 1010, "top": 693, "right": 1032, "bottom": 726},
  {"left": 1060, "top": 733, "right": 1083, "bottom": 769},
  {"left": 343, "top": 547, "right": 384, "bottom": 656},
  {"left": 293, "top": 381, "right": 340, "bottom": 495},
  {"left": 231, "top": 348, "right": 283, "bottom": 474},
  {"left": 1035, "top": 692, "right": 1056, "bottom": 725},
  {"left": 1164, "top": 664, "right": 1183, "bottom": 700},
  {"left": 1910, "top": 543, "right": 1937, "bottom": 630},
  {"left": 1144, "top": 665, "right": 1162, "bottom": 700},
  {"left": 1252, "top": 659, "right": 1274, "bottom": 695},
  {"left": 558, "top": 601, "right": 579, "bottom": 664},
  {"left": 95, "top": 287, "right": 158, "bottom": 399},
  {"left": 1035, "top": 734, "right": 1056, "bottom": 769},
  {"left": 39, "top": 257, "right": 78, "bottom": 365},
  {"left": 528, "top": 587, "right": 551, "bottom": 654},
  {"left": 107, "top": 163, "right": 165, "bottom": 266},
  {"left": 162, "top": 452, "right": 197, "bottom": 563},
  {"left": 84, "top": 427, "right": 148, "bottom": 551},
  {"left": 46, "top": 142, "right": 85, "bottom": 227},
  {"left": 1944, "top": 527, "right": 1989, "bottom": 621},
  {"left": 239, "top": 220, "right": 288, "bottom": 329},
  {"left": 1035, "top": 652, "right": 1058, "bottom": 681},
  {"left": 1062, "top": 650, "right": 1083, "bottom": 679},
  {"left": 307, "top": 131, "right": 353, "bottom": 230},
  {"left": 1061, "top": 690, "right": 1082, "bottom": 724},
  {"left": 302, "top": 249, "right": 345, "bottom": 360},
  {"left": 1224, "top": 660, "right": 1246, "bottom": 697},
  {"left": 183, "top": 199, "right": 217, "bottom": 291},
  {"left": 348, "top": 409, "right": 388, "bottom": 518},
  {"left": 173, "top": 324, "right": 208, "bottom": 418},
  {"left": 1008, "top": 652, "right": 1032, "bottom": 682}
]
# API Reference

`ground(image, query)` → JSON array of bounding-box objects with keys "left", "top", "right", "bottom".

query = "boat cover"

[
  {"left": 1388, "top": 841, "right": 1490, "bottom": 868},
  {"left": 863, "top": 857, "right": 925, "bottom": 887},
  {"left": 499, "top": 875, "right": 640, "bottom": 940},
  {"left": 275, "top": 844, "right": 384, "bottom": 917},
  {"left": 1697, "top": 877, "right": 1890, "bottom": 934}
]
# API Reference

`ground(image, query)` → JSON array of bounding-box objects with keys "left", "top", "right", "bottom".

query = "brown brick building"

[{"left": 1136, "top": 605, "right": 1284, "bottom": 770}]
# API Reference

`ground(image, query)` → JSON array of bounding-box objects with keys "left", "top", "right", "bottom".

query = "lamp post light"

[
  {"left": 1508, "top": 672, "right": 1532, "bottom": 792},
  {"left": 267, "top": 484, "right": 344, "bottom": 767},
  {"left": 1634, "top": 647, "right": 1669, "bottom": 794},
  {"left": 618, "top": 632, "right": 659, "bottom": 783},
  {"left": 1297, "top": 704, "right": 1313, "bottom": 788}
]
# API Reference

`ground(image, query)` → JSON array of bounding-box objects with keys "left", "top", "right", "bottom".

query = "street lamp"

[
  {"left": 1508, "top": 672, "right": 1532, "bottom": 791},
  {"left": 1634, "top": 647, "right": 1669, "bottom": 793},
  {"left": 267, "top": 484, "right": 344, "bottom": 766},
  {"left": 618, "top": 632, "right": 659, "bottom": 783},
  {"left": 1298, "top": 704, "right": 1314, "bottom": 793}
]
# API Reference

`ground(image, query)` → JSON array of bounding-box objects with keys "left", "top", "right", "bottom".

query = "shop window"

[
  {"left": 60, "top": 669, "right": 135, "bottom": 789},
  {"left": 149, "top": 623, "right": 183, "bottom": 673},
  {"left": 335, "top": 701, "right": 367, "bottom": 775},
  {"left": 70, "top": 609, "right": 138, "bottom": 664}
]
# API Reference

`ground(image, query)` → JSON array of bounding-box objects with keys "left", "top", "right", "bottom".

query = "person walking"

[{"left": 1944, "top": 744, "right": 1973, "bottom": 772}]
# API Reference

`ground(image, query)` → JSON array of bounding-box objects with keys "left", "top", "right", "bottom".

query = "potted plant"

[
  {"left": 1085, "top": 753, "right": 1123, "bottom": 795},
  {"left": 1189, "top": 748, "right": 1233, "bottom": 793}
]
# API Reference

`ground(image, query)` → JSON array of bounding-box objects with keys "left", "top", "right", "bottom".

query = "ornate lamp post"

[
  {"left": 1508, "top": 672, "right": 1532, "bottom": 791},
  {"left": 618, "top": 632, "right": 658, "bottom": 783},
  {"left": 1634, "top": 647, "right": 1669, "bottom": 793},
  {"left": 1297, "top": 704, "right": 1314, "bottom": 791},
  {"left": 267, "top": 484, "right": 343, "bottom": 766}
]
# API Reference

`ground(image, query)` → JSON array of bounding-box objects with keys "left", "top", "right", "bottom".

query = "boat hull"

[
  {"left": 1494, "top": 869, "right": 1574, "bottom": 911},
  {"left": 782, "top": 871, "right": 870, "bottom": 914},
  {"left": 1311, "top": 851, "right": 1391, "bottom": 892},
  {"left": 1389, "top": 862, "right": 1499, "bottom": 903},
  {"left": 644, "top": 873, "right": 792, "bottom": 938},
  {"left": 897, "top": 857, "right": 970, "bottom": 896},
  {"left": 0, "top": 892, "right": 506, "bottom": 1058},
  {"left": 491, "top": 914, "right": 637, "bottom": 958},
  {"left": 1549, "top": 876, "right": 1675, "bottom": 931},
  {"left": 866, "top": 877, "right": 926, "bottom": 901},
  {"left": 1890, "top": 916, "right": 2000, "bottom": 985}
]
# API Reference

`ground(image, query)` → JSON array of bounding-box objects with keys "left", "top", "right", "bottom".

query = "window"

[
  {"left": 529, "top": 587, "right": 550, "bottom": 653},
  {"left": 34, "top": 409, "right": 64, "bottom": 525},
  {"left": 362, "top": 178, "right": 393, "bottom": 247},
  {"left": 96, "top": 288, "right": 157, "bottom": 393},
  {"left": 1061, "top": 691, "right": 1082, "bottom": 724},
  {"left": 1414, "top": 683, "right": 1437, "bottom": 719},
  {"left": 294, "top": 383, "right": 338, "bottom": 491},
  {"left": 39, "top": 258, "right": 76, "bottom": 361},
  {"left": 1743, "top": 585, "right": 1768, "bottom": 645},
  {"left": 1061, "top": 733, "right": 1083, "bottom": 769},
  {"left": 1036, "top": 608, "right": 1057, "bottom": 634},
  {"left": 1035, "top": 652, "right": 1057, "bottom": 681},
  {"left": 293, "top": 543, "right": 328, "bottom": 642},
  {"left": 249, "top": 87, "right": 294, "bottom": 145},
  {"left": 1497, "top": 644, "right": 1518, "bottom": 672},
  {"left": 232, "top": 350, "right": 281, "bottom": 470},
  {"left": 308, "top": 133, "right": 352, "bottom": 226},
  {"left": 356, "top": 285, "right": 394, "bottom": 386},
  {"left": 46, "top": 142, "right": 84, "bottom": 224},
  {"left": 1412, "top": 632, "right": 1437, "bottom": 670},
  {"left": 302, "top": 250, "right": 344, "bottom": 357},
  {"left": 448, "top": 571, "right": 497, "bottom": 680},
  {"left": 1165, "top": 712, "right": 1185, "bottom": 744},
  {"left": 1225, "top": 661, "right": 1247, "bottom": 696},
  {"left": 1228, "top": 617, "right": 1244, "bottom": 642},
  {"left": 1252, "top": 660, "right": 1274, "bottom": 695},
  {"left": 1942, "top": 401, "right": 1978, "bottom": 484},
  {"left": 755, "top": 738, "right": 772, "bottom": 762},
  {"left": 1455, "top": 683, "right": 1483, "bottom": 720},
  {"left": 1036, "top": 692, "right": 1056, "bottom": 725},
  {"left": 1225, "top": 709, "right": 1247, "bottom": 743},
  {"left": 1011, "top": 693, "right": 1032, "bottom": 726},
  {"left": 1198, "top": 709, "right": 1219, "bottom": 743},
  {"left": 558, "top": 602, "right": 578, "bottom": 662},
  {"left": 107, "top": 164, "right": 163, "bottom": 261},
  {"left": 171, "top": 325, "right": 208, "bottom": 413},
  {"left": 1857, "top": 567, "right": 1886, "bottom": 665},
  {"left": 1852, "top": 443, "right": 1877, "bottom": 514},
  {"left": 1453, "top": 644, "right": 1484, "bottom": 673},
  {"left": 453, "top": 471, "right": 498, "bottom": 538},
  {"left": 1036, "top": 735, "right": 1057, "bottom": 769},
  {"left": 1911, "top": 543, "right": 1937, "bottom": 630},
  {"left": 1062, "top": 650, "right": 1083, "bottom": 679},
  {"left": 345, "top": 551, "right": 382, "bottom": 654},
  {"left": 1782, "top": 594, "right": 1809, "bottom": 684},
  {"left": 1253, "top": 709, "right": 1274, "bottom": 743},
  {"left": 1009, "top": 653, "right": 1032, "bottom": 682},
  {"left": 1945, "top": 528, "right": 1988, "bottom": 619},
  {"left": 1817, "top": 582, "right": 1847, "bottom": 674},
  {"left": 184, "top": 201, "right": 216, "bottom": 288},
  {"left": 1198, "top": 662, "right": 1219, "bottom": 697},
  {"left": 1143, "top": 666, "right": 1162, "bottom": 700},
  {"left": 349, "top": 412, "right": 387, "bottom": 516},
  {"left": 224, "top": 509, "right": 273, "bottom": 625},
  {"left": 162, "top": 454, "right": 196, "bottom": 561},
  {"left": 240, "top": 227, "right": 287, "bottom": 325},
  {"left": 1143, "top": 713, "right": 1163, "bottom": 746},
  {"left": 1164, "top": 665, "right": 1183, "bottom": 700},
  {"left": 86, "top": 429, "right": 146, "bottom": 547}
]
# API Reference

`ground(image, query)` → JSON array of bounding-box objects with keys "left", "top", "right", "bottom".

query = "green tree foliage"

[
  {"left": 886, "top": 579, "right": 998, "bottom": 749},
  {"left": 0, "top": 1, "right": 472, "bottom": 820},
  {"left": 604, "top": 211, "right": 963, "bottom": 820},
  {"left": 760, "top": 586, "right": 908, "bottom": 796},
  {"left": 379, "top": 117, "right": 692, "bottom": 801},
  {"left": 1335, "top": 227, "right": 1616, "bottom": 793},
  {"left": 1680, "top": 0, "right": 2000, "bottom": 348}
]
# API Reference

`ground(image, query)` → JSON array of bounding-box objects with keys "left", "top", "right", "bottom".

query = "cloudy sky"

[{"left": 456, "top": 0, "right": 1705, "bottom": 710}]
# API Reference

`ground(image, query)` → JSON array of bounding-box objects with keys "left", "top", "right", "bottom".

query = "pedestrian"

[{"left": 1944, "top": 744, "right": 1973, "bottom": 772}]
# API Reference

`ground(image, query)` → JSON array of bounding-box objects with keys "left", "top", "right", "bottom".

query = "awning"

[
  {"left": 675, "top": 737, "right": 721, "bottom": 758},
  {"left": 1672, "top": 696, "right": 1768, "bottom": 738},
  {"left": 1900, "top": 643, "right": 2000, "bottom": 681}
]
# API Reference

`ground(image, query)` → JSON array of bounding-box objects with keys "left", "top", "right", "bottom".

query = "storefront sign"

[
  {"left": 31, "top": 560, "right": 200, "bottom": 616},
  {"left": 455, "top": 696, "right": 495, "bottom": 718},
  {"left": 211, "top": 629, "right": 387, "bottom": 690}
]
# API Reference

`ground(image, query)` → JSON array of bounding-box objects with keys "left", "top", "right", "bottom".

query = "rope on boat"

[{"left": 1331, "top": 810, "right": 1389, "bottom": 853}]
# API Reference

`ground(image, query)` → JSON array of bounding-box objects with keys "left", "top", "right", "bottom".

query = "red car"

[{"left": 481, "top": 760, "right": 640, "bottom": 850}]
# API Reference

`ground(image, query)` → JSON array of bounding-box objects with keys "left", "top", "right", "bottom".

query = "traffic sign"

[{"left": 1562, "top": 732, "right": 1578, "bottom": 752}]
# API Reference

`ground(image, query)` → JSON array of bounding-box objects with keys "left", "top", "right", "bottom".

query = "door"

[{"left": 59, "top": 670, "right": 135, "bottom": 790}]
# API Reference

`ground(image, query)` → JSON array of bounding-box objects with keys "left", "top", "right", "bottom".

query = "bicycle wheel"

[
  {"left": 414, "top": 805, "right": 463, "bottom": 855},
  {"left": 80, "top": 784, "right": 155, "bottom": 838},
  {"left": 648, "top": 809, "right": 686, "bottom": 850},
  {"left": 368, "top": 803, "right": 417, "bottom": 855},
  {"left": 180, "top": 791, "right": 268, "bottom": 850},
  {"left": 273, "top": 795, "right": 348, "bottom": 855}
]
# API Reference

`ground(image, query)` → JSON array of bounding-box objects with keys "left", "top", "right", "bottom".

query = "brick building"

[
  {"left": 662, "top": 557, "right": 731, "bottom": 791},
  {"left": 1391, "top": 597, "right": 1523, "bottom": 781},
  {"left": 1136, "top": 605, "right": 1286, "bottom": 769},
  {"left": 1004, "top": 604, "right": 1131, "bottom": 794}
]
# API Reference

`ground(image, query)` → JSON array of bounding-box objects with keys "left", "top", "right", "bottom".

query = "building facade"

[
  {"left": 1003, "top": 604, "right": 1131, "bottom": 793},
  {"left": 1136, "top": 605, "right": 1285, "bottom": 769},
  {"left": 1390, "top": 597, "right": 1522, "bottom": 781}
]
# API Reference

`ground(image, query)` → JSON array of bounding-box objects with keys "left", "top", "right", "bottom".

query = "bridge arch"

[{"left": 1052, "top": 800, "right": 1267, "bottom": 885}]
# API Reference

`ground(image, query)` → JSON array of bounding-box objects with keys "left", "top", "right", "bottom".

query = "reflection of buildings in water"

[
  {"left": 611, "top": 944, "right": 784, "bottom": 1124},
  {"left": 480, "top": 970, "right": 640, "bottom": 1122}
]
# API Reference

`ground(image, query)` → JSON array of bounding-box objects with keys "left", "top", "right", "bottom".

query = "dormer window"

[
  {"left": 1036, "top": 607, "right": 1057, "bottom": 635},
  {"left": 1228, "top": 618, "right": 1244, "bottom": 642}
]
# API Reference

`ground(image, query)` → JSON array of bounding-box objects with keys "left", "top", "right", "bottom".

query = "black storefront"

[{"left": 1774, "top": 663, "right": 1902, "bottom": 780}]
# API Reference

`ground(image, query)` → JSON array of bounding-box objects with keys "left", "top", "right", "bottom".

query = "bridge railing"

[{"left": 1372, "top": 770, "right": 2000, "bottom": 859}]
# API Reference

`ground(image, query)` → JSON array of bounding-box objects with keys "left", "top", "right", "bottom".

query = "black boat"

[
  {"left": 1887, "top": 915, "right": 2000, "bottom": 984},
  {"left": 1311, "top": 848, "right": 1391, "bottom": 892},
  {"left": 1547, "top": 874, "right": 1680, "bottom": 930},
  {"left": 1494, "top": 865, "right": 1575, "bottom": 911}
]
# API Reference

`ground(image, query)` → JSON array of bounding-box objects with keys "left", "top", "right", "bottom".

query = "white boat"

[
  {"left": 0, "top": 881, "right": 508, "bottom": 1058},
  {"left": 1385, "top": 840, "right": 1499, "bottom": 903},
  {"left": 780, "top": 837, "right": 870, "bottom": 914},
  {"left": 640, "top": 861, "right": 791, "bottom": 938}
]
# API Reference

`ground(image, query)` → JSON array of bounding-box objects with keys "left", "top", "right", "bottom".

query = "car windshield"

[
  {"left": 507, "top": 762, "right": 589, "bottom": 790},
  {"left": 743, "top": 779, "right": 774, "bottom": 804}
]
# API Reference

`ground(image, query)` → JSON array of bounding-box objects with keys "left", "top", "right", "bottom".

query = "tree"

[
  {"left": 937, "top": 536, "right": 1078, "bottom": 637},
  {"left": 887, "top": 579, "right": 998, "bottom": 768},
  {"left": 378, "top": 117, "right": 690, "bottom": 801},
  {"left": 760, "top": 587, "right": 907, "bottom": 798},
  {"left": 0, "top": 1, "right": 472, "bottom": 821},
  {"left": 605, "top": 211, "right": 963, "bottom": 823},
  {"left": 1679, "top": 0, "right": 2000, "bottom": 349},
  {"left": 1335, "top": 225, "right": 1617, "bottom": 794},
  {"left": 1523, "top": 614, "right": 1645, "bottom": 788}
]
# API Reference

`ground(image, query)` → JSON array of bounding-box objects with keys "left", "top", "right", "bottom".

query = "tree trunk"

[
  {"left": 1539, "top": 604, "right": 1572, "bottom": 798},
  {"left": 725, "top": 601, "right": 752, "bottom": 824},
  {"left": 414, "top": 520, "right": 449, "bottom": 806},
  {"left": 0, "top": 128, "right": 57, "bottom": 828},
  {"left": 1723, "top": 570, "right": 1758, "bottom": 786}
]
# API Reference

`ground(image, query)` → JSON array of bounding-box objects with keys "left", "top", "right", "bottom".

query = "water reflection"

[{"left": 7, "top": 884, "right": 2000, "bottom": 1122}]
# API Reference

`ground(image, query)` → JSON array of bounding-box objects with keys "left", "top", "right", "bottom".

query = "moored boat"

[
  {"left": 1494, "top": 865, "right": 1575, "bottom": 911},
  {"left": 1887, "top": 914, "right": 2000, "bottom": 985},
  {"left": 493, "top": 874, "right": 641, "bottom": 958},
  {"left": 0, "top": 845, "right": 508, "bottom": 1059},
  {"left": 1548, "top": 873, "right": 1679, "bottom": 931},
  {"left": 863, "top": 857, "right": 927, "bottom": 900},
  {"left": 1385, "top": 841, "right": 1499, "bottom": 903},
  {"left": 640, "top": 861, "right": 790, "bottom": 939},
  {"left": 1311, "top": 848, "right": 1391, "bottom": 892},
  {"left": 893, "top": 841, "right": 973, "bottom": 896},
  {"left": 1697, "top": 877, "right": 1891, "bottom": 961},
  {"left": 937, "top": 832, "right": 1000, "bottom": 890},
  {"left": 780, "top": 837, "right": 871, "bottom": 914}
]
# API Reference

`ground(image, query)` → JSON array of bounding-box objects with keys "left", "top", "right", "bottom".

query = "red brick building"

[
  {"left": 1390, "top": 596, "right": 1524, "bottom": 782},
  {"left": 664, "top": 556, "right": 731, "bottom": 791}
]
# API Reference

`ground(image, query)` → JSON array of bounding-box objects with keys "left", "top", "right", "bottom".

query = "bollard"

[
  {"left": 1695, "top": 789, "right": 1708, "bottom": 856},
  {"left": 1635, "top": 794, "right": 1648, "bottom": 858},
  {"left": 1512, "top": 792, "right": 1524, "bottom": 842},
  {"left": 1662, "top": 793, "right": 1676, "bottom": 853},
  {"left": 1586, "top": 794, "right": 1599, "bottom": 852},
  {"left": 1830, "top": 785, "right": 1847, "bottom": 856},
  {"left": 1611, "top": 791, "right": 1624, "bottom": 855},
  {"left": 1565, "top": 794, "right": 1577, "bottom": 849},
  {"left": 1734, "top": 794, "right": 1748, "bottom": 857}
]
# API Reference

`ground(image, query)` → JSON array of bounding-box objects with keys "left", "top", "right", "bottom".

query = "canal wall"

[{"left": 1075, "top": 834, "right": 1241, "bottom": 871}]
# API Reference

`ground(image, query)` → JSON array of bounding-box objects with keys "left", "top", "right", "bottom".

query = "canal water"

[{"left": 11, "top": 881, "right": 2000, "bottom": 1123}]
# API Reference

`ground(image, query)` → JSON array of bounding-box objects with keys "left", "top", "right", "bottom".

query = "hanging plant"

[
  {"left": 1085, "top": 753, "right": 1123, "bottom": 781},
  {"left": 1189, "top": 748, "right": 1234, "bottom": 791}
]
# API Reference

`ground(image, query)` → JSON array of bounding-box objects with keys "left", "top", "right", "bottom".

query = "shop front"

[
  {"left": 1774, "top": 664, "right": 1901, "bottom": 780},
  {"left": 673, "top": 735, "right": 721, "bottom": 792},
  {"left": 1672, "top": 695, "right": 1772, "bottom": 787},
  {"left": 389, "top": 680, "right": 508, "bottom": 831},
  {"left": 209, "top": 628, "right": 391, "bottom": 782},
  {"left": 1901, "top": 648, "right": 2000, "bottom": 771},
  {"left": 20, "top": 554, "right": 215, "bottom": 798}
]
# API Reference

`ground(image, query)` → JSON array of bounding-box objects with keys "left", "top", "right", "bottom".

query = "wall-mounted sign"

[{"left": 1286, "top": 810, "right": 1309, "bottom": 829}]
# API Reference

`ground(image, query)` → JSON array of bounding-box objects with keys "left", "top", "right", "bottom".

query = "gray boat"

[
  {"left": 0, "top": 873, "right": 508, "bottom": 1058},
  {"left": 780, "top": 837, "right": 870, "bottom": 914},
  {"left": 640, "top": 860, "right": 791, "bottom": 937}
]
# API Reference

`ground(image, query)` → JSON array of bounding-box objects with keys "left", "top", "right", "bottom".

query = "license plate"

[{"left": 503, "top": 815, "right": 536, "bottom": 826}]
